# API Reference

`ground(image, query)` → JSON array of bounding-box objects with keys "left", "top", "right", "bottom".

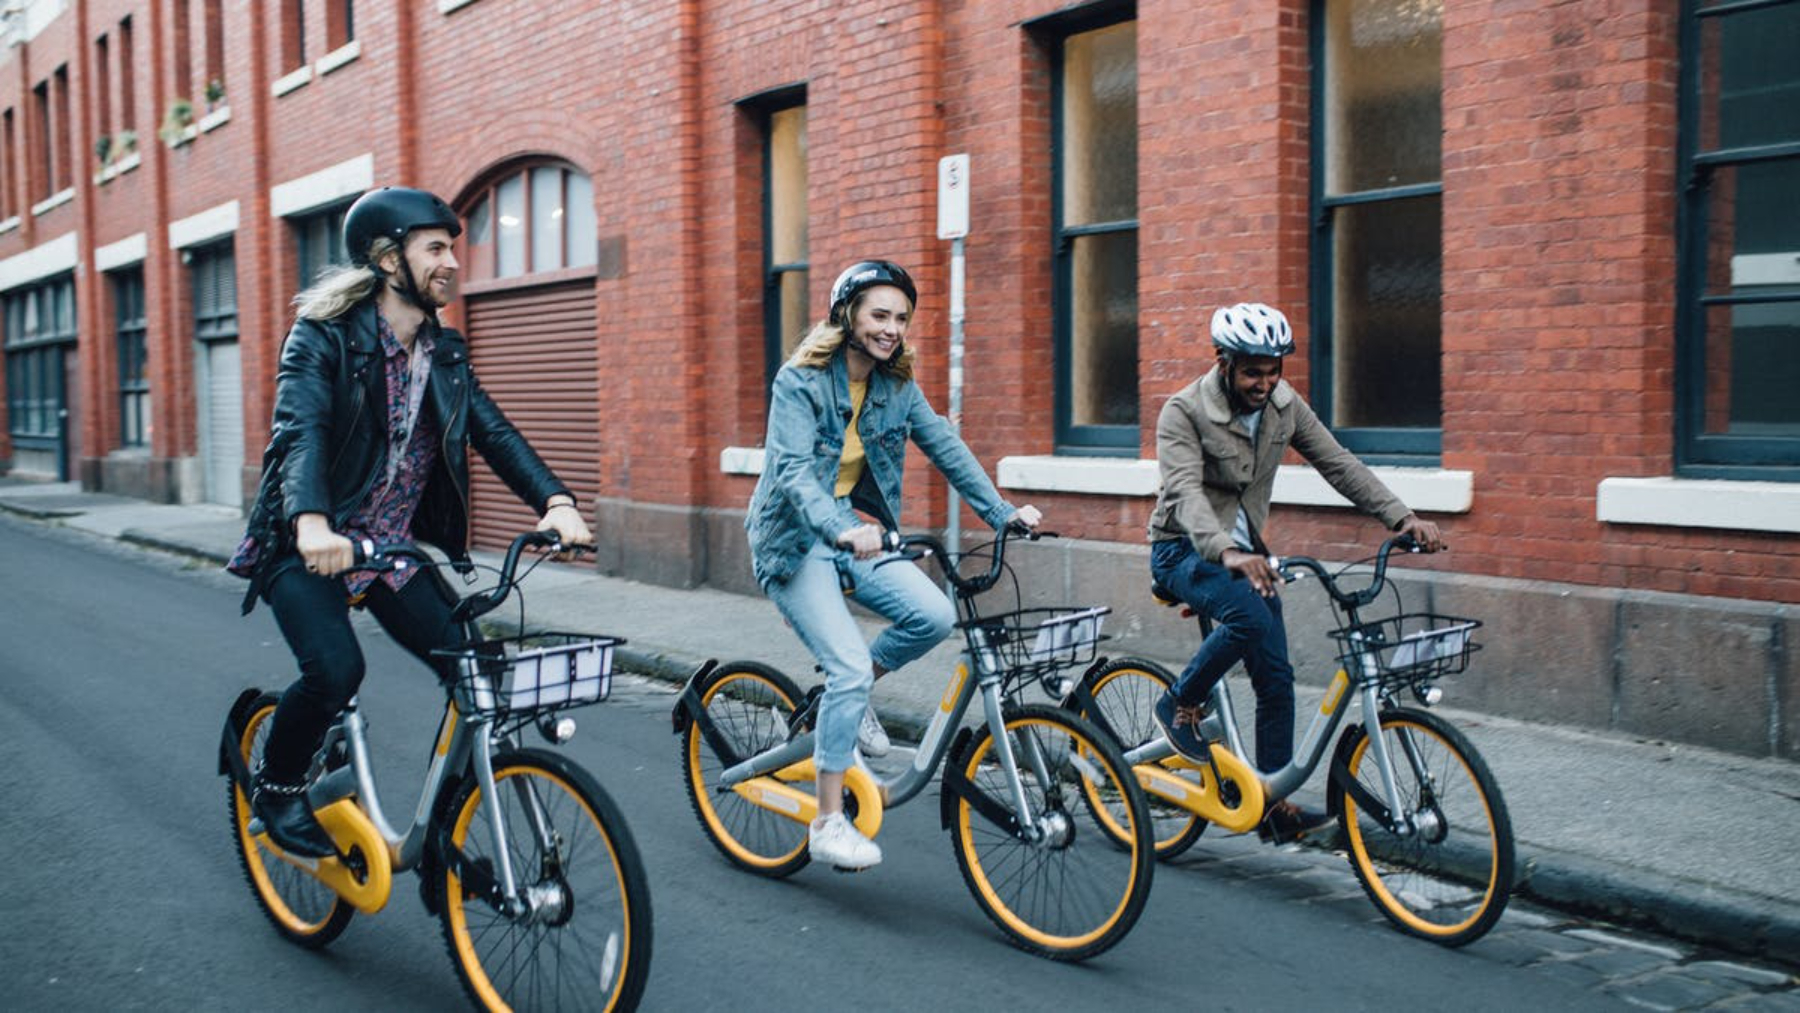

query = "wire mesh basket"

[
  {"left": 435, "top": 632, "right": 625, "bottom": 720},
  {"left": 1329, "top": 613, "right": 1481, "bottom": 688},
  {"left": 964, "top": 606, "right": 1110, "bottom": 695}
]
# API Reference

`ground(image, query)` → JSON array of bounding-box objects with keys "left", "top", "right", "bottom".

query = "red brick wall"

[{"left": 0, "top": 0, "right": 1793, "bottom": 601}]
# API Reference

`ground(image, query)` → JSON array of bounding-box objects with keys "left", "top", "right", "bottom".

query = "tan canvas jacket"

[{"left": 1146, "top": 366, "right": 1411, "bottom": 563}]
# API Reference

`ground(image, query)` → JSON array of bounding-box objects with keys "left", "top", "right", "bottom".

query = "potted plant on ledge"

[{"left": 159, "top": 98, "right": 195, "bottom": 146}]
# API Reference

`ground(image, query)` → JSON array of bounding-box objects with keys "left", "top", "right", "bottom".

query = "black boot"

[
  {"left": 1258, "top": 800, "right": 1334, "bottom": 845},
  {"left": 251, "top": 773, "right": 337, "bottom": 858}
]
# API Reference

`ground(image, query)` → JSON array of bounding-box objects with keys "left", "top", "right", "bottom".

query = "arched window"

[{"left": 461, "top": 161, "right": 596, "bottom": 283}]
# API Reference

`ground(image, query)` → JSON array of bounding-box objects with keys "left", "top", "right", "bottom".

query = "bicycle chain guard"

[
  {"left": 732, "top": 759, "right": 885, "bottom": 841},
  {"left": 1134, "top": 747, "right": 1266, "bottom": 834},
  {"left": 258, "top": 798, "right": 394, "bottom": 914}
]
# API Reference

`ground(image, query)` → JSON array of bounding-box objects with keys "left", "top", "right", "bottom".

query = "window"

[
  {"left": 757, "top": 93, "right": 808, "bottom": 389},
  {"left": 294, "top": 203, "right": 349, "bottom": 287},
  {"left": 95, "top": 34, "right": 112, "bottom": 145},
  {"left": 52, "top": 66, "right": 70, "bottom": 193},
  {"left": 1311, "top": 0, "right": 1444, "bottom": 461},
  {"left": 113, "top": 269, "right": 150, "bottom": 449},
  {"left": 120, "top": 16, "right": 136, "bottom": 133},
  {"left": 282, "top": 1, "right": 306, "bottom": 73},
  {"left": 1, "top": 109, "right": 14, "bottom": 219},
  {"left": 4, "top": 276, "right": 78, "bottom": 478},
  {"left": 1677, "top": 0, "right": 1800, "bottom": 477},
  {"left": 327, "top": 0, "right": 355, "bottom": 50},
  {"left": 461, "top": 162, "right": 596, "bottom": 283},
  {"left": 173, "top": 0, "right": 192, "bottom": 100},
  {"left": 31, "top": 81, "right": 50, "bottom": 200},
  {"left": 1052, "top": 15, "right": 1138, "bottom": 453},
  {"left": 193, "top": 241, "right": 239, "bottom": 342},
  {"left": 202, "top": 0, "right": 225, "bottom": 100}
]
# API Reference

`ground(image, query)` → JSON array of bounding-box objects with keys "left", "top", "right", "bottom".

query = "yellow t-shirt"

[{"left": 834, "top": 379, "right": 869, "bottom": 498}]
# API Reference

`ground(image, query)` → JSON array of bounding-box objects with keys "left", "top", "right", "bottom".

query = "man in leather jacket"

[{"left": 228, "top": 186, "right": 592, "bottom": 857}]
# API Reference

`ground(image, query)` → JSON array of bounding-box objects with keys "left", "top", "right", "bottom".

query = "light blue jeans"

[{"left": 763, "top": 539, "right": 956, "bottom": 773}]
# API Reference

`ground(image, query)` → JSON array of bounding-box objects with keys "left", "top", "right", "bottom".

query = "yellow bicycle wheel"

[
  {"left": 440, "top": 750, "right": 652, "bottom": 1012},
  {"left": 225, "top": 693, "right": 354, "bottom": 948},
  {"left": 1331, "top": 707, "right": 1514, "bottom": 946},
  {"left": 680, "top": 661, "right": 813, "bottom": 876},
  {"left": 1072, "top": 657, "right": 1208, "bottom": 859},
  {"left": 949, "top": 705, "right": 1154, "bottom": 961}
]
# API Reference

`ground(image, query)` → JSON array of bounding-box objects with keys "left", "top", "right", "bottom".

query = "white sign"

[{"left": 937, "top": 153, "right": 970, "bottom": 240}]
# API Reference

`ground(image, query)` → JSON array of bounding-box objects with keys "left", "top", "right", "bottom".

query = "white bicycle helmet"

[{"left": 1210, "top": 303, "right": 1295, "bottom": 358}]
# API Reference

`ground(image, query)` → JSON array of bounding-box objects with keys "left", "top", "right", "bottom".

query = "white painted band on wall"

[
  {"left": 271, "top": 153, "right": 374, "bottom": 218},
  {"left": 168, "top": 200, "right": 241, "bottom": 249},
  {"left": 0, "top": 231, "right": 79, "bottom": 292},
  {"left": 95, "top": 233, "right": 149, "bottom": 272}
]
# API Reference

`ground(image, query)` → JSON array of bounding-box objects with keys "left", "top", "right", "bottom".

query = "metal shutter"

[
  {"left": 202, "top": 339, "right": 244, "bottom": 507},
  {"left": 462, "top": 280, "right": 599, "bottom": 549}
]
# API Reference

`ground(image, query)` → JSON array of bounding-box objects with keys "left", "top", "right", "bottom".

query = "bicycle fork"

[{"left": 1330, "top": 683, "right": 1432, "bottom": 836}]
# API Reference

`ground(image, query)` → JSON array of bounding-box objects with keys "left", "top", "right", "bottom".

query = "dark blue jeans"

[{"left": 1151, "top": 537, "right": 1296, "bottom": 774}]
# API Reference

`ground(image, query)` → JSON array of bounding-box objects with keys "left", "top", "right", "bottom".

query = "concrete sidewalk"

[{"left": 3, "top": 477, "right": 1797, "bottom": 968}]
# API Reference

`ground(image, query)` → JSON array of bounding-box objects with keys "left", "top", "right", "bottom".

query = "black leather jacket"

[{"left": 237, "top": 299, "right": 568, "bottom": 610}]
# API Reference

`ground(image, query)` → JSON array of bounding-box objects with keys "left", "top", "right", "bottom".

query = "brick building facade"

[{"left": 0, "top": 0, "right": 1795, "bottom": 757}]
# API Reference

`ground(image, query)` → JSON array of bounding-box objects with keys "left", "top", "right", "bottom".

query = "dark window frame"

[
  {"left": 292, "top": 201, "right": 350, "bottom": 288},
  {"left": 458, "top": 159, "right": 595, "bottom": 285},
  {"left": 1046, "top": 2, "right": 1140, "bottom": 455},
  {"left": 1308, "top": 0, "right": 1445, "bottom": 464},
  {"left": 1675, "top": 0, "right": 1800, "bottom": 479},
  {"left": 3, "top": 275, "right": 79, "bottom": 479},
  {"left": 746, "top": 85, "right": 809, "bottom": 394}
]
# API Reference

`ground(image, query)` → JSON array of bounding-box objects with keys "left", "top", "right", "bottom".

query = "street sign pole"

[{"left": 938, "top": 154, "right": 970, "bottom": 562}]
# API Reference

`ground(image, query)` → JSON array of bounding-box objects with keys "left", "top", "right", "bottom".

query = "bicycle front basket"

[
  {"left": 966, "top": 605, "right": 1110, "bottom": 694},
  {"left": 1329, "top": 613, "right": 1481, "bottom": 687},
  {"left": 437, "top": 631, "right": 625, "bottom": 720}
]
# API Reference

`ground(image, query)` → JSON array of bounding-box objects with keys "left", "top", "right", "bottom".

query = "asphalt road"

[{"left": 2, "top": 515, "right": 1786, "bottom": 1011}]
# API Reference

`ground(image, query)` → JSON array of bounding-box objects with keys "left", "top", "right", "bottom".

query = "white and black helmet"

[{"left": 1210, "top": 303, "right": 1295, "bottom": 358}]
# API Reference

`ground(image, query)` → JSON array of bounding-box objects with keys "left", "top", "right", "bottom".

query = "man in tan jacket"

[{"left": 1147, "top": 302, "right": 1442, "bottom": 843}]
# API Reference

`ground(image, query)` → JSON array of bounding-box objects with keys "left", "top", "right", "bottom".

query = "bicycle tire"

[
  {"left": 439, "top": 748, "right": 654, "bottom": 1012},
  {"left": 948, "top": 704, "right": 1154, "bottom": 961},
  {"left": 1072, "top": 657, "right": 1208, "bottom": 860},
  {"left": 680, "top": 661, "right": 813, "bottom": 877},
  {"left": 1328, "top": 707, "right": 1514, "bottom": 947},
  {"left": 226, "top": 692, "right": 355, "bottom": 949}
]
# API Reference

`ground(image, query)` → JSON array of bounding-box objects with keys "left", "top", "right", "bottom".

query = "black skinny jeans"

[{"left": 257, "top": 555, "right": 473, "bottom": 785}]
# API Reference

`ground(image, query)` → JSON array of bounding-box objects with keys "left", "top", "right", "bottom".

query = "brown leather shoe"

[{"left": 1258, "top": 800, "right": 1333, "bottom": 845}]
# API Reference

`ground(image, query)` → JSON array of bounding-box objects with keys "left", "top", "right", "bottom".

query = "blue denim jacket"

[{"left": 746, "top": 347, "right": 1017, "bottom": 586}]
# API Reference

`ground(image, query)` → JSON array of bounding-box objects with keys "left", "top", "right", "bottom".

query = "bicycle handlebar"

[
  {"left": 1275, "top": 534, "right": 1421, "bottom": 610},
  {"left": 885, "top": 521, "right": 1050, "bottom": 598},
  {"left": 351, "top": 530, "right": 585, "bottom": 624}
]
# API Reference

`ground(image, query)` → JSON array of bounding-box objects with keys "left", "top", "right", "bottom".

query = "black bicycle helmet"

[
  {"left": 829, "top": 260, "right": 917, "bottom": 327},
  {"left": 342, "top": 186, "right": 461, "bottom": 266}
]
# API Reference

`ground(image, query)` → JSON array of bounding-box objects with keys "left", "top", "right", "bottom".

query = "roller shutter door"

[{"left": 462, "top": 280, "right": 599, "bottom": 549}]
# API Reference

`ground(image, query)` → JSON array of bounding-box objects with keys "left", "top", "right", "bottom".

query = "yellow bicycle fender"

[
  {"left": 1136, "top": 746, "right": 1266, "bottom": 834},
  {"left": 311, "top": 798, "right": 393, "bottom": 914}
]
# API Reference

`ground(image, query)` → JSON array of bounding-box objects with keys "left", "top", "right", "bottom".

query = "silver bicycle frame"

[{"left": 714, "top": 630, "right": 1040, "bottom": 827}]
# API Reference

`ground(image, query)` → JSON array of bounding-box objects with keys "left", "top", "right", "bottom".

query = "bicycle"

[
  {"left": 670, "top": 525, "right": 1155, "bottom": 962},
  {"left": 218, "top": 531, "right": 654, "bottom": 1011},
  {"left": 1067, "top": 535, "right": 1515, "bottom": 946}
]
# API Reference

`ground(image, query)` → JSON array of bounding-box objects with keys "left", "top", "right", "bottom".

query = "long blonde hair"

[
  {"left": 291, "top": 236, "right": 400, "bottom": 321},
  {"left": 785, "top": 293, "right": 917, "bottom": 381}
]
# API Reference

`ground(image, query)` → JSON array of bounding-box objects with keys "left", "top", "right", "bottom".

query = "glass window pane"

[
  {"left": 1325, "top": 0, "right": 1443, "bottom": 195},
  {"left": 496, "top": 173, "right": 525, "bottom": 277},
  {"left": 531, "top": 166, "right": 565, "bottom": 272},
  {"left": 1069, "top": 230, "right": 1138, "bottom": 427},
  {"left": 1061, "top": 21, "right": 1137, "bottom": 226},
  {"left": 769, "top": 105, "right": 808, "bottom": 265},
  {"left": 1702, "top": 300, "right": 1800, "bottom": 437},
  {"left": 1698, "top": 3, "right": 1800, "bottom": 153},
  {"left": 1330, "top": 195, "right": 1441, "bottom": 429},
  {"left": 777, "top": 269, "right": 809, "bottom": 360},
  {"left": 466, "top": 195, "right": 492, "bottom": 282},
  {"left": 566, "top": 172, "right": 596, "bottom": 268},
  {"left": 1703, "top": 160, "right": 1800, "bottom": 298}
]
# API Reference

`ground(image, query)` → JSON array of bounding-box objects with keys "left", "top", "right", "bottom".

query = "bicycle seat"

[{"left": 1150, "top": 582, "right": 1181, "bottom": 608}]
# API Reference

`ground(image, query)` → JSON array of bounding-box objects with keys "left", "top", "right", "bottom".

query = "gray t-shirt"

[{"left": 1230, "top": 409, "right": 1263, "bottom": 551}]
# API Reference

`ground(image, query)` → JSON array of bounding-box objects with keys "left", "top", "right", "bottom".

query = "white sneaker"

[
  {"left": 809, "top": 812, "right": 882, "bottom": 870},
  {"left": 857, "top": 703, "right": 891, "bottom": 758}
]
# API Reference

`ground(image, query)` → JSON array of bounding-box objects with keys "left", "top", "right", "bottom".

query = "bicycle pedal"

[{"left": 830, "top": 863, "right": 875, "bottom": 874}]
